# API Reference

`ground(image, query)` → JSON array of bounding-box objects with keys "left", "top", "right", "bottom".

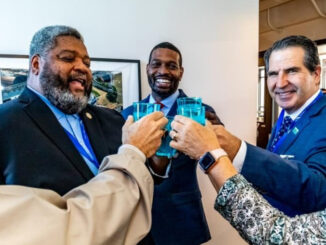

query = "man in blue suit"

[
  {"left": 214, "top": 35, "right": 326, "bottom": 216},
  {"left": 122, "top": 42, "right": 222, "bottom": 245}
]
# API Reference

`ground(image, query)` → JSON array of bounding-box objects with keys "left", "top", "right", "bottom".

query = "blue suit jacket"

[
  {"left": 122, "top": 89, "right": 217, "bottom": 245},
  {"left": 242, "top": 94, "right": 326, "bottom": 216}
]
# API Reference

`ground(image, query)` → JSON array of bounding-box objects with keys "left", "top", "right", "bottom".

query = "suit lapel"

[
  {"left": 275, "top": 95, "right": 326, "bottom": 154},
  {"left": 141, "top": 96, "right": 150, "bottom": 103},
  {"left": 266, "top": 126, "right": 277, "bottom": 150},
  {"left": 20, "top": 89, "right": 94, "bottom": 179},
  {"left": 80, "top": 107, "right": 109, "bottom": 163},
  {"left": 275, "top": 117, "right": 311, "bottom": 153}
]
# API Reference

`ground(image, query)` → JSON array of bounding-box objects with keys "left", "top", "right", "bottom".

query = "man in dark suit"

[
  {"left": 122, "top": 42, "right": 222, "bottom": 245},
  {"left": 213, "top": 35, "right": 326, "bottom": 216},
  {"left": 0, "top": 25, "right": 124, "bottom": 195}
]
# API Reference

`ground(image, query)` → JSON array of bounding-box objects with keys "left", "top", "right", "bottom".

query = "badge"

[
  {"left": 292, "top": 127, "right": 299, "bottom": 135},
  {"left": 86, "top": 112, "right": 92, "bottom": 119}
]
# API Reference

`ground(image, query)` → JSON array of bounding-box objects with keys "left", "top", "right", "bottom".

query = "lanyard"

[
  {"left": 270, "top": 91, "right": 323, "bottom": 152},
  {"left": 64, "top": 119, "right": 99, "bottom": 168}
]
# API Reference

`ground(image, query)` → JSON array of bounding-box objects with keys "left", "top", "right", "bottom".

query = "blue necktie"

[{"left": 270, "top": 116, "right": 293, "bottom": 151}]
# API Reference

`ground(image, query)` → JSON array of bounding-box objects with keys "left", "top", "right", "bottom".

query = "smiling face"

[
  {"left": 38, "top": 36, "right": 92, "bottom": 114},
  {"left": 267, "top": 47, "right": 321, "bottom": 114},
  {"left": 147, "top": 48, "right": 184, "bottom": 101}
]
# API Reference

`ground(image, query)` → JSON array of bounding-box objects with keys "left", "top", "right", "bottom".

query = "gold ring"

[{"left": 172, "top": 131, "right": 178, "bottom": 141}]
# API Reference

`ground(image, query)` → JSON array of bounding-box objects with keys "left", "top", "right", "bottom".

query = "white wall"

[{"left": 0, "top": 1, "right": 258, "bottom": 244}]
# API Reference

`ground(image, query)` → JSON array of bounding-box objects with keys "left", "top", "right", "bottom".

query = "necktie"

[
  {"left": 155, "top": 101, "right": 165, "bottom": 110},
  {"left": 270, "top": 116, "right": 293, "bottom": 151}
]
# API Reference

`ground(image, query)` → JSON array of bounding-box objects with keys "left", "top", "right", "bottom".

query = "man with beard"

[
  {"left": 122, "top": 42, "right": 222, "bottom": 245},
  {"left": 0, "top": 25, "right": 124, "bottom": 195},
  {"left": 0, "top": 112, "right": 167, "bottom": 245}
]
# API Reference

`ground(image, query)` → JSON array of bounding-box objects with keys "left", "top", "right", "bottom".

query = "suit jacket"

[
  {"left": 122, "top": 89, "right": 217, "bottom": 245},
  {"left": 0, "top": 147, "right": 153, "bottom": 245},
  {"left": 242, "top": 94, "right": 326, "bottom": 215},
  {"left": 0, "top": 88, "right": 124, "bottom": 195}
]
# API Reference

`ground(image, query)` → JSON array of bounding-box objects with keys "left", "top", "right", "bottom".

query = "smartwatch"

[{"left": 198, "top": 148, "right": 227, "bottom": 173}]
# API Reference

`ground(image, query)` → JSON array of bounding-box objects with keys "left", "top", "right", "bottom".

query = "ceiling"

[{"left": 259, "top": 0, "right": 326, "bottom": 51}]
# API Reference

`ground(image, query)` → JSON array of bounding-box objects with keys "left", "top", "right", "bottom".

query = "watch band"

[
  {"left": 210, "top": 148, "right": 228, "bottom": 161},
  {"left": 199, "top": 148, "right": 228, "bottom": 173}
]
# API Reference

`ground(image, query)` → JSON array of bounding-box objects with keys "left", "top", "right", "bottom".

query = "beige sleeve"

[{"left": 0, "top": 147, "right": 153, "bottom": 245}]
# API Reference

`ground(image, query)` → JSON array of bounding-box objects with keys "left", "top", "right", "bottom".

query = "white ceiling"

[{"left": 259, "top": 0, "right": 326, "bottom": 51}]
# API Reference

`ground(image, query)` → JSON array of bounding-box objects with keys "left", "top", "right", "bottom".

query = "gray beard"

[
  {"left": 43, "top": 86, "right": 89, "bottom": 114},
  {"left": 40, "top": 64, "right": 89, "bottom": 114}
]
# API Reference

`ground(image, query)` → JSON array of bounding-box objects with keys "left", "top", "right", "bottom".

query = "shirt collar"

[
  {"left": 149, "top": 90, "right": 180, "bottom": 113},
  {"left": 285, "top": 90, "right": 321, "bottom": 120},
  {"left": 27, "top": 86, "right": 79, "bottom": 121}
]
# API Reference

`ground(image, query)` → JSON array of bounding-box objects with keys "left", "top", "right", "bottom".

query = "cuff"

[
  {"left": 147, "top": 160, "right": 172, "bottom": 178},
  {"left": 118, "top": 144, "right": 146, "bottom": 163},
  {"left": 232, "top": 140, "right": 247, "bottom": 172},
  {"left": 99, "top": 144, "right": 146, "bottom": 172}
]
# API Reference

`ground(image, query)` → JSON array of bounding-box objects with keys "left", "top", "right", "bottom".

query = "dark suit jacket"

[
  {"left": 242, "top": 93, "right": 326, "bottom": 216},
  {"left": 0, "top": 88, "right": 124, "bottom": 195},
  {"left": 122, "top": 89, "right": 219, "bottom": 245}
]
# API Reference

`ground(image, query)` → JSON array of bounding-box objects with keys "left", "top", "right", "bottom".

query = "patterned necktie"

[{"left": 270, "top": 116, "right": 293, "bottom": 151}]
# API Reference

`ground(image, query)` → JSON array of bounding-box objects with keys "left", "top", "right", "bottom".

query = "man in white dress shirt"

[{"left": 212, "top": 35, "right": 326, "bottom": 216}]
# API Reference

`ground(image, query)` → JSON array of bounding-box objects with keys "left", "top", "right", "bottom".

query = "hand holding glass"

[
  {"left": 156, "top": 116, "right": 177, "bottom": 158},
  {"left": 133, "top": 102, "right": 176, "bottom": 158}
]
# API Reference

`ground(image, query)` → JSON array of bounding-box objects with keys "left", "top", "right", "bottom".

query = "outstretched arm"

[
  {"left": 169, "top": 115, "right": 326, "bottom": 245},
  {"left": 0, "top": 148, "right": 151, "bottom": 245},
  {"left": 215, "top": 174, "right": 326, "bottom": 245},
  {"left": 0, "top": 112, "right": 167, "bottom": 245}
]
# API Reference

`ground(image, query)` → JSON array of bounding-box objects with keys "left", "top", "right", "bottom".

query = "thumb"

[
  {"left": 123, "top": 115, "right": 134, "bottom": 128},
  {"left": 206, "top": 120, "right": 213, "bottom": 128}
]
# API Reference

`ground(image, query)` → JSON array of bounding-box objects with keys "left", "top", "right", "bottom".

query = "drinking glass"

[
  {"left": 177, "top": 97, "right": 205, "bottom": 125},
  {"left": 177, "top": 97, "right": 202, "bottom": 108},
  {"left": 133, "top": 102, "right": 160, "bottom": 121},
  {"left": 156, "top": 116, "right": 177, "bottom": 158}
]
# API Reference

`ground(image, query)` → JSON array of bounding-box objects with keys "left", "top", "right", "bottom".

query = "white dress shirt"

[{"left": 233, "top": 90, "right": 321, "bottom": 172}]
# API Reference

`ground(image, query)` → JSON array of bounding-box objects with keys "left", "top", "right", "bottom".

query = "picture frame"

[{"left": 0, "top": 54, "right": 141, "bottom": 111}]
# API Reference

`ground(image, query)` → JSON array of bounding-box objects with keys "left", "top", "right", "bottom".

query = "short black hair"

[
  {"left": 148, "top": 42, "right": 183, "bottom": 66},
  {"left": 264, "top": 35, "right": 319, "bottom": 73}
]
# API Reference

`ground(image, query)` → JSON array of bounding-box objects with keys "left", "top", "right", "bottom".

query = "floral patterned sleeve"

[{"left": 214, "top": 174, "right": 326, "bottom": 244}]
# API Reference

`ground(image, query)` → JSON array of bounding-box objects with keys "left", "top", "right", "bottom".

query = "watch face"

[{"left": 199, "top": 152, "right": 215, "bottom": 171}]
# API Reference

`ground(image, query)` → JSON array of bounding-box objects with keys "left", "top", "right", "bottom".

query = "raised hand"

[
  {"left": 122, "top": 112, "right": 168, "bottom": 157},
  {"left": 169, "top": 115, "right": 220, "bottom": 160}
]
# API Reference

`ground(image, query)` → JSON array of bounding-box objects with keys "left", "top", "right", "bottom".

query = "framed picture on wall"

[
  {"left": 90, "top": 58, "right": 141, "bottom": 112},
  {"left": 0, "top": 54, "right": 141, "bottom": 111},
  {"left": 0, "top": 54, "right": 29, "bottom": 104}
]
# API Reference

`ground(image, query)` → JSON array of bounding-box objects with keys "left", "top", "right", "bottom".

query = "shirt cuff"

[
  {"left": 118, "top": 144, "right": 146, "bottom": 163},
  {"left": 147, "top": 160, "right": 172, "bottom": 179},
  {"left": 232, "top": 140, "right": 247, "bottom": 172}
]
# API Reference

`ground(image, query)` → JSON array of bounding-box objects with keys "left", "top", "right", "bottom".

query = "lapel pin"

[
  {"left": 292, "top": 127, "right": 299, "bottom": 135},
  {"left": 86, "top": 112, "right": 93, "bottom": 119}
]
